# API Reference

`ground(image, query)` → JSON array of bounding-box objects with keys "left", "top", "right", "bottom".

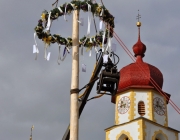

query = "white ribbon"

[
  {"left": 89, "top": 38, "right": 92, "bottom": 56},
  {"left": 57, "top": 45, "right": 61, "bottom": 65},
  {"left": 45, "top": 12, "right": 52, "bottom": 31},
  {"left": 70, "top": 3, "right": 75, "bottom": 10},
  {"left": 58, "top": 7, "right": 63, "bottom": 13},
  {"left": 65, "top": 38, "right": 71, "bottom": 53},
  {"left": 33, "top": 33, "right": 39, "bottom": 53},
  {"left": 80, "top": 2, "right": 92, "bottom": 56},
  {"left": 106, "top": 26, "right": 111, "bottom": 54},
  {"left": 66, "top": 46, "right": 70, "bottom": 53},
  {"left": 33, "top": 33, "right": 39, "bottom": 60},
  {"left": 100, "top": 8, "right": 104, "bottom": 17},
  {"left": 89, "top": 48, "right": 92, "bottom": 57},
  {"left": 78, "top": 18, "right": 84, "bottom": 26},
  {"left": 82, "top": 64, "right": 86, "bottom": 72},
  {"left": 47, "top": 52, "right": 51, "bottom": 61},
  {"left": 107, "top": 38, "right": 112, "bottom": 57},
  {"left": 93, "top": 37, "right": 98, "bottom": 53},
  {"left": 102, "top": 28, "right": 106, "bottom": 52},
  {"left": 44, "top": 46, "right": 47, "bottom": 60},
  {"left": 81, "top": 45, "right": 84, "bottom": 55},
  {"left": 58, "top": 4, "right": 67, "bottom": 21},
  {"left": 94, "top": 46, "right": 98, "bottom": 53},
  {"left": 82, "top": 38, "right": 87, "bottom": 46},
  {"left": 34, "top": 32, "right": 37, "bottom": 46},
  {"left": 86, "top": 2, "right": 91, "bottom": 36},
  {"left": 64, "top": 4, "right": 68, "bottom": 21},
  {"left": 103, "top": 54, "right": 108, "bottom": 63},
  {"left": 108, "top": 38, "right": 112, "bottom": 51},
  {"left": 99, "top": 20, "right": 103, "bottom": 30},
  {"left": 33, "top": 45, "right": 37, "bottom": 53},
  {"left": 81, "top": 38, "right": 88, "bottom": 56}
]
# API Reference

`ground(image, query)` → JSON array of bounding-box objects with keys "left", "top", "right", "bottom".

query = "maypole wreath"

[{"left": 33, "top": 0, "right": 115, "bottom": 61}]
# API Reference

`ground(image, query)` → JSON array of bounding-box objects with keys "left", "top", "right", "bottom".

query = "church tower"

[{"left": 105, "top": 14, "right": 179, "bottom": 140}]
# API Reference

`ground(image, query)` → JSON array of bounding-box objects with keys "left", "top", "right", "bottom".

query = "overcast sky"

[{"left": 0, "top": 0, "right": 180, "bottom": 140}]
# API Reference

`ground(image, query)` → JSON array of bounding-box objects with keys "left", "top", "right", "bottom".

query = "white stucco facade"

[
  {"left": 145, "top": 120, "right": 178, "bottom": 140},
  {"left": 153, "top": 91, "right": 168, "bottom": 126},
  {"left": 106, "top": 120, "right": 139, "bottom": 140},
  {"left": 105, "top": 118, "right": 179, "bottom": 140},
  {"left": 115, "top": 91, "right": 131, "bottom": 124},
  {"left": 134, "top": 90, "right": 150, "bottom": 119},
  {"left": 115, "top": 89, "right": 168, "bottom": 126},
  {"left": 106, "top": 89, "right": 179, "bottom": 140}
]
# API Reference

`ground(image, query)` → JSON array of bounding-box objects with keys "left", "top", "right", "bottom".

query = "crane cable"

[
  {"left": 77, "top": 0, "right": 180, "bottom": 114},
  {"left": 108, "top": 25, "right": 180, "bottom": 114},
  {"left": 97, "top": 0, "right": 180, "bottom": 113},
  {"left": 96, "top": 0, "right": 180, "bottom": 113}
]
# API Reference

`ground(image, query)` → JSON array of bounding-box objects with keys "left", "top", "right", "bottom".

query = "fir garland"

[{"left": 34, "top": 0, "right": 114, "bottom": 48}]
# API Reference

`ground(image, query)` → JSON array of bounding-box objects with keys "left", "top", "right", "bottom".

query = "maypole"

[
  {"left": 33, "top": 1, "right": 116, "bottom": 139},
  {"left": 70, "top": 0, "right": 79, "bottom": 139}
]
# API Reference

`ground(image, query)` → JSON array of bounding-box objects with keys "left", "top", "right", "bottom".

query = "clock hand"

[
  {"left": 120, "top": 103, "right": 126, "bottom": 108},
  {"left": 120, "top": 101, "right": 124, "bottom": 108}
]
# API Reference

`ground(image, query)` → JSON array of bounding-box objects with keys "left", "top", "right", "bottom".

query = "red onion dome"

[
  {"left": 118, "top": 56, "right": 163, "bottom": 90},
  {"left": 119, "top": 21, "right": 163, "bottom": 91},
  {"left": 111, "top": 21, "right": 164, "bottom": 103},
  {"left": 118, "top": 22, "right": 163, "bottom": 91},
  {"left": 111, "top": 16, "right": 168, "bottom": 103}
]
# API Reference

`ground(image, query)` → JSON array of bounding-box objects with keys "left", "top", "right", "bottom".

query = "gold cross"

[{"left": 136, "top": 10, "right": 141, "bottom": 22}]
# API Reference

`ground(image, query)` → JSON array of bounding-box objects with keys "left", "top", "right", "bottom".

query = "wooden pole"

[{"left": 70, "top": 1, "right": 79, "bottom": 140}]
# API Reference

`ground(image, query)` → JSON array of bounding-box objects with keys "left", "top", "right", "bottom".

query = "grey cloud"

[{"left": 0, "top": 0, "right": 180, "bottom": 140}]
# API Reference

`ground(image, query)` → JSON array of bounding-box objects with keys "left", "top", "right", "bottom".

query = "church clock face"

[
  {"left": 117, "top": 96, "right": 130, "bottom": 114},
  {"left": 153, "top": 97, "right": 166, "bottom": 116}
]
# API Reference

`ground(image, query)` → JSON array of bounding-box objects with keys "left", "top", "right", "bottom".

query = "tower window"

[{"left": 138, "top": 101, "right": 145, "bottom": 116}]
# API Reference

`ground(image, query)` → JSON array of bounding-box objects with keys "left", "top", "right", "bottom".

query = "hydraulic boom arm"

[{"left": 62, "top": 54, "right": 103, "bottom": 140}]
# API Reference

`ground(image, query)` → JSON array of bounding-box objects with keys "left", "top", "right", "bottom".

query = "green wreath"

[{"left": 34, "top": 0, "right": 114, "bottom": 49}]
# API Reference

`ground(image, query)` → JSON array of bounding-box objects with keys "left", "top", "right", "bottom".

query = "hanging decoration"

[{"left": 34, "top": 0, "right": 115, "bottom": 60}]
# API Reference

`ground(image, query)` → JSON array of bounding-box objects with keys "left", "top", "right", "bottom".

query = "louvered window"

[{"left": 138, "top": 101, "right": 145, "bottom": 116}]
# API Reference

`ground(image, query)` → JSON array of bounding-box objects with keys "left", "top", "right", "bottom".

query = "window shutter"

[{"left": 138, "top": 101, "right": 145, "bottom": 116}]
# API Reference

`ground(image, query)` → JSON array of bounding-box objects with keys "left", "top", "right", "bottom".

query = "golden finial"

[
  {"left": 136, "top": 10, "right": 141, "bottom": 27},
  {"left": 29, "top": 125, "right": 34, "bottom": 140}
]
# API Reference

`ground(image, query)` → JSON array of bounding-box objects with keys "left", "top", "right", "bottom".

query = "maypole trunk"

[{"left": 70, "top": 1, "right": 79, "bottom": 140}]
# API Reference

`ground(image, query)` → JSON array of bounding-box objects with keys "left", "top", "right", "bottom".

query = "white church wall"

[
  {"left": 153, "top": 91, "right": 167, "bottom": 126},
  {"left": 107, "top": 121, "right": 139, "bottom": 140},
  {"left": 145, "top": 121, "right": 178, "bottom": 140},
  {"left": 115, "top": 92, "right": 131, "bottom": 124},
  {"left": 134, "top": 90, "right": 149, "bottom": 119}
]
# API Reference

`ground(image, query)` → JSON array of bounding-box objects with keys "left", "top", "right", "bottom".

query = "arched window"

[
  {"left": 138, "top": 101, "right": 145, "bottom": 116},
  {"left": 118, "top": 134, "right": 130, "bottom": 140},
  {"left": 155, "top": 133, "right": 167, "bottom": 140},
  {"left": 152, "top": 130, "right": 168, "bottom": 140},
  {"left": 116, "top": 131, "right": 133, "bottom": 140}
]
